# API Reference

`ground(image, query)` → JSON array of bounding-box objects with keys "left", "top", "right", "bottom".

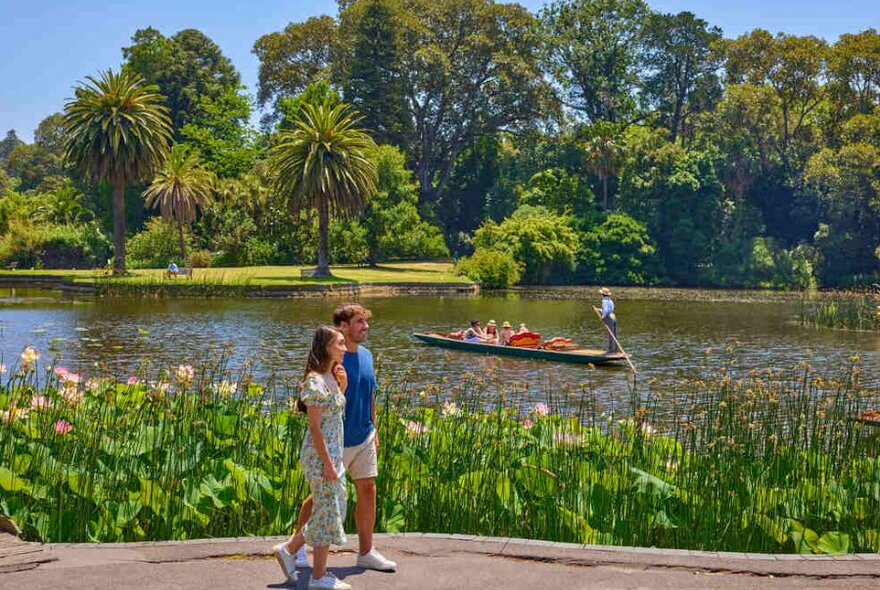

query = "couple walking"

[{"left": 272, "top": 304, "right": 396, "bottom": 590}]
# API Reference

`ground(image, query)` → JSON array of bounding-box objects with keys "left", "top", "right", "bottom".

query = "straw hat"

[
  {"left": 487, "top": 319, "right": 497, "bottom": 326},
  {"left": 599, "top": 287, "right": 612, "bottom": 296},
  {"left": 501, "top": 321, "right": 512, "bottom": 329}
]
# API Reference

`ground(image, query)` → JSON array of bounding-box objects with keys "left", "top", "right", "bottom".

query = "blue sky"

[{"left": 1, "top": 0, "right": 876, "bottom": 141}]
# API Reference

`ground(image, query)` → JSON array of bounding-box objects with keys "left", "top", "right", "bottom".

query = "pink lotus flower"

[
  {"left": 175, "top": 364, "right": 195, "bottom": 384},
  {"left": 53, "top": 366, "right": 70, "bottom": 378},
  {"left": 521, "top": 419, "right": 535, "bottom": 429},
  {"left": 533, "top": 402, "right": 550, "bottom": 417},
  {"left": 0, "top": 363, "right": 7, "bottom": 375},
  {"left": 53, "top": 420, "right": 73, "bottom": 435},
  {"left": 85, "top": 378, "right": 102, "bottom": 392},
  {"left": 127, "top": 376, "right": 140, "bottom": 385}
]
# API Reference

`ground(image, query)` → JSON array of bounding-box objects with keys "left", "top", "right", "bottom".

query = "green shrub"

[
  {"left": 0, "top": 219, "right": 110, "bottom": 269},
  {"left": 455, "top": 248, "right": 522, "bottom": 288},
  {"left": 579, "top": 213, "right": 657, "bottom": 285},
  {"left": 243, "top": 238, "right": 277, "bottom": 266},
  {"left": 472, "top": 205, "right": 579, "bottom": 284},
  {"left": 187, "top": 249, "right": 212, "bottom": 268},
  {"left": 128, "top": 218, "right": 194, "bottom": 268}
]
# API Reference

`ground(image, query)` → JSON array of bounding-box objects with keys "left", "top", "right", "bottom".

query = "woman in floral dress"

[{"left": 273, "top": 326, "right": 352, "bottom": 590}]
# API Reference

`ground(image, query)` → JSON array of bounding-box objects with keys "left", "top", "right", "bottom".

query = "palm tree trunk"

[
  {"left": 177, "top": 221, "right": 187, "bottom": 262},
  {"left": 315, "top": 197, "right": 331, "bottom": 277},
  {"left": 602, "top": 175, "right": 609, "bottom": 211},
  {"left": 112, "top": 180, "right": 127, "bottom": 275}
]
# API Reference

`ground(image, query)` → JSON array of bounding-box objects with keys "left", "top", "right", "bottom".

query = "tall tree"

[
  {"left": 143, "top": 146, "right": 214, "bottom": 260},
  {"left": 179, "top": 88, "right": 257, "bottom": 178},
  {"left": 541, "top": 0, "right": 648, "bottom": 123},
  {"left": 724, "top": 30, "right": 828, "bottom": 175},
  {"left": 270, "top": 102, "right": 377, "bottom": 276},
  {"left": 0, "top": 130, "right": 23, "bottom": 162},
  {"left": 253, "top": 16, "right": 338, "bottom": 123},
  {"left": 338, "top": 0, "right": 413, "bottom": 150},
  {"left": 64, "top": 69, "right": 172, "bottom": 274},
  {"left": 828, "top": 29, "right": 880, "bottom": 118},
  {"left": 398, "top": 0, "right": 553, "bottom": 204},
  {"left": 641, "top": 11, "right": 723, "bottom": 143},
  {"left": 583, "top": 122, "right": 625, "bottom": 210},
  {"left": 123, "top": 28, "right": 241, "bottom": 133}
]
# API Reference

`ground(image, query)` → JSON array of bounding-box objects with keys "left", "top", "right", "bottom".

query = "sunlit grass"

[
  {"left": 0, "top": 262, "right": 470, "bottom": 287},
  {"left": 1, "top": 348, "right": 878, "bottom": 553}
]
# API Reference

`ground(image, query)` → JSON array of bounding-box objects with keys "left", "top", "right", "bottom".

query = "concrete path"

[{"left": 3, "top": 533, "right": 879, "bottom": 589}]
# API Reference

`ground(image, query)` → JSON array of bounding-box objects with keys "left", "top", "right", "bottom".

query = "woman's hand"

[
  {"left": 323, "top": 461, "right": 339, "bottom": 481},
  {"left": 332, "top": 363, "right": 348, "bottom": 392}
]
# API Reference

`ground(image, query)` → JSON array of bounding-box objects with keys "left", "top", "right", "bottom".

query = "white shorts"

[{"left": 342, "top": 429, "right": 378, "bottom": 480}]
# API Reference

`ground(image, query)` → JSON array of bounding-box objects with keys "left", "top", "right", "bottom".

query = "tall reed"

[{"left": 1, "top": 348, "right": 878, "bottom": 553}]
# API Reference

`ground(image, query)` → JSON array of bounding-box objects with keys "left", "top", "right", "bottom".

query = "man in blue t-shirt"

[{"left": 278, "top": 304, "right": 397, "bottom": 578}]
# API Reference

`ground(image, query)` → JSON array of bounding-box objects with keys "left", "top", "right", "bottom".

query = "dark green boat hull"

[{"left": 412, "top": 333, "right": 626, "bottom": 365}]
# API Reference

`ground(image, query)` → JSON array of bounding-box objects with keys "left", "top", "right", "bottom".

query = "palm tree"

[
  {"left": 143, "top": 146, "right": 214, "bottom": 261},
  {"left": 63, "top": 69, "right": 171, "bottom": 274},
  {"left": 270, "top": 102, "right": 377, "bottom": 277},
  {"left": 584, "top": 123, "right": 625, "bottom": 211}
]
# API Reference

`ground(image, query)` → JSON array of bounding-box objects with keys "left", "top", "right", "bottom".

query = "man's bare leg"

[{"left": 353, "top": 478, "right": 376, "bottom": 554}]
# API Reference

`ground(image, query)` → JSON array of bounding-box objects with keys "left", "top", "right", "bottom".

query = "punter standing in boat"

[{"left": 599, "top": 287, "right": 620, "bottom": 353}]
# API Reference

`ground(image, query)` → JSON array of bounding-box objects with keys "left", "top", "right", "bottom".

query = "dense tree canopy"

[{"left": 2, "top": 5, "right": 878, "bottom": 288}]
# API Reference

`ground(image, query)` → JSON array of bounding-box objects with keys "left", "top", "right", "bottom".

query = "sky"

[{"left": 1, "top": 0, "right": 876, "bottom": 141}]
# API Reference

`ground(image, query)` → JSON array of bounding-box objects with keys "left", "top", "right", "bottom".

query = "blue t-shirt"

[{"left": 342, "top": 346, "right": 377, "bottom": 447}]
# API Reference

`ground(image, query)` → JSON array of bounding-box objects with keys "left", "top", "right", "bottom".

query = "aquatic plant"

[{"left": 0, "top": 348, "right": 878, "bottom": 554}]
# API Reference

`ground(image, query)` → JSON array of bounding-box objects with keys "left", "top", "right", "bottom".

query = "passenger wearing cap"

[
  {"left": 463, "top": 319, "right": 489, "bottom": 343},
  {"left": 499, "top": 321, "right": 514, "bottom": 346},
  {"left": 484, "top": 320, "right": 499, "bottom": 344},
  {"left": 599, "top": 287, "right": 620, "bottom": 353}
]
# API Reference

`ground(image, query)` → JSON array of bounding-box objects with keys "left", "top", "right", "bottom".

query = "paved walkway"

[{"left": 3, "top": 533, "right": 880, "bottom": 589}]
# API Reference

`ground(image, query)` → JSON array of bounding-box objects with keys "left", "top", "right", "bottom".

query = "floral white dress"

[{"left": 300, "top": 372, "right": 347, "bottom": 547}]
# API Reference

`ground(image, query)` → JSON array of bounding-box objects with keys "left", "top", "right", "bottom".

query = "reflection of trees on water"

[{"left": 2, "top": 293, "right": 877, "bottom": 400}]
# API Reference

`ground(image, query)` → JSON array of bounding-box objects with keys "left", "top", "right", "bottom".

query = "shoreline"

[{"left": 0, "top": 274, "right": 479, "bottom": 298}]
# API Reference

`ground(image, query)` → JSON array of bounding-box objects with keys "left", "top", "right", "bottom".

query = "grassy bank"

[
  {"left": 1, "top": 349, "right": 879, "bottom": 553},
  {"left": 0, "top": 262, "right": 469, "bottom": 287},
  {"left": 798, "top": 291, "right": 880, "bottom": 331}
]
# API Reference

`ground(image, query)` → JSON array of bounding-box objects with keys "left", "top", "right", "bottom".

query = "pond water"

[{"left": 1, "top": 287, "right": 877, "bottom": 408}]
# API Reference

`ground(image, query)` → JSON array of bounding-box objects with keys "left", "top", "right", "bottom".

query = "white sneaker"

[
  {"left": 272, "top": 543, "right": 299, "bottom": 583},
  {"left": 295, "top": 545, "right": 309, "bottom": 568},
  {"left": 308, "top": 572, "right": 351, "bottom": 590},
  {"left": 356, "top": 548, "right": 397, "bottom": 572}
]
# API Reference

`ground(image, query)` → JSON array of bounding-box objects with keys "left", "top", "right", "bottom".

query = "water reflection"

[{"left": 1, "top": 288, "right": 877, "bottom": 410}]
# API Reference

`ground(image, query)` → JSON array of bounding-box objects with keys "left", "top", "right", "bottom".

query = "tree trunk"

[
  {"left": 315, "top": 197, "right": 331, "bottom": 277},
  {"left": 177, "top": 220, "right": 187, "bottom": 263},
  {"left": 111, "top": 180, "right": 127, "bottom": 275},
  {"left": 602, "top": 175, "right": 609, "bottom": 211}
]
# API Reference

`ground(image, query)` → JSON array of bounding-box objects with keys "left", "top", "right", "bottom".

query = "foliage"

[
  {"left": 128, "top": 217, "right": 194, "bottom": 269},
  {"left": 0, "top": 354, "right": 878, "bottom": 554},
  {"left": 579, "top": 213, "right": 657, "bottom": 284},
  {"left": 63, "top": 69, "right": 172, "bottom": 274},
  {"left": 472, "top": 205, "right": 579, "bottom": 284},
  {"left": 179, "top": 89, "right": 257, "bottom": 178},
  {"left": 0, "top": 219, "right": 111, "bottom": 269},
  {"left": 143, "top": 146, "right": 215, "bottom": 260},
  {"left": 363, "top": 145, "right": 449, "bottom": 262},
  {"left": 454, "top": 248, "right": 522, "bottom": 288},
  {"left": 270, "top": 101, "right": 378, "bottom": 275},
  {"left": 123, "top": 28, "right": 241, "bottom": 133},
  {"left": 541, "top": 0, "right": 648, "bottom": 123},
  {"left": 253, "top": 16, "right": 338, "bottom": 122}
]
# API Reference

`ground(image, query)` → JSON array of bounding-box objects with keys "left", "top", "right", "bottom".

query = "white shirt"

[{"left": 600, "top": 296, "right": 614, "bottom": 319}]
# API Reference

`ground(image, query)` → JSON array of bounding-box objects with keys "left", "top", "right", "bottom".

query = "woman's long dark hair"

[{"left": 298, "top": 325, "right": 342, "bottom": 412}]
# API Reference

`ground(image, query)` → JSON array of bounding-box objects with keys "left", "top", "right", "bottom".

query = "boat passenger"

[
  {"left": 499, "top": 321, "right": 514, "bottom": 346},
  {"left": 484, "top": 320, "right": 499, "bottom": 344},
  {"left": 463, "top": 320, "right": 488, "bottom": 343},
  {"left": 517, "top": 323, "right": 529, "bottom": 334}
]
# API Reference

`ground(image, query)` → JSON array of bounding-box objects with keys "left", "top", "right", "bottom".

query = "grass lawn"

[{"left": 0, "top": 262, "right": 470, "bottom": 287}]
